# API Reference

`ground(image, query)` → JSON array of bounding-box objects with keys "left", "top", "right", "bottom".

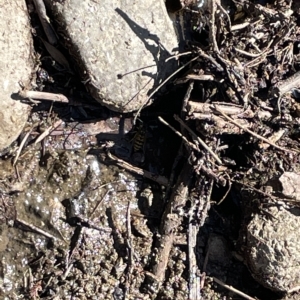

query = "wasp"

[{"left": 130, "top": 120, "right": 146, "bottom": 163}]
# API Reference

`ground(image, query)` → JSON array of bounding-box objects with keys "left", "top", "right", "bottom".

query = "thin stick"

[
  {"left": 13, "top": 127, "right": 36, "bottom": 166},
  {"left": 202, "top": 179, "right": 213, "bottom": 228},
  {"left": 124, "top": 201, "right": 133, "bottom": 299},
  {"left": 231, "top": 179, "right": 300, "bottom": 204},
  {"left": 19, "top": 90, "right": 69, "bottom": 103},
  {"left": 187, "top": 101, "right": 248, "bottom": 116},
  {"left": 174, "top": 115, "right": 223, "bottom": 165},
  {"left": 245, "top": 50, "right": 271, "bottom": 68},
  {"left": 217, "top": 173, "right": 231, "bottom": 205},
  {"left": 231, "top": 22, "right": 250, "bottom": 31},
  {"left": 214, "top": 105, "right": 299, "bottom": 154},
  {"left": 151, "top": 163, "right": 192, "bottom": 286},
  {"left": 213, "top": 277, "right": 257, "bottom": 300},
  {"left": 210, "top": 0, "right": 220, "bottom": 54},
  {"left": 163, "top": 143, "right": 184, "bottom": 206},
  {"left": 200, "top": 164, "right": 226, "bottom": 186},
  {"left": 117, "top": 64, "right": 156, "bottom": 79},
  {"left": 106, "top": 152, "right": 169, "bottom": 186},
  {"left": 165, "top": 51, "right": 193, "bottom": 62},
  {"left": 89, "top": 190, "right": 110, "bottom": 218},
  {"left": 188, "top": 213, "right": 201, "bottom": 300},
  {"left": 270, "top": 71, "right": 300, "bottom": 97},
  {"left": 61, "top": 264, "right": 74, "bottom": 280},
  {"left": 185, "top": 74, "right": 214, "bottom": 81},
  {"left": 216, "top": 2, "right": 232, "bottom": 31},
  {"left": 182, "top": 81, "right": 194, "bottom": 113},
  {"left": 158, "top": 116, "right": 200, "bottom": 153},
  {"left": 198, "top": 49, "right": 223, "bottom": 71},
  {"left": 259, "top": 129, "right": 286, "bottom": 149},
  {"left": 35, "top": 120, "right": 63, "bottom": 144},
  {"left": 16, "top": 218, "right": 58, "bottom": 241},
  {"left": 134, "top": 55, "right": 200, "bottom": 124},
  {"left": 234, "top": 47, "right": 262, "bottom": 58}
]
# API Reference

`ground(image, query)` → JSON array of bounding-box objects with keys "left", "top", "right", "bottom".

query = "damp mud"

[{"left": 0, "top": 143, "right": 161, "bottom": 299}]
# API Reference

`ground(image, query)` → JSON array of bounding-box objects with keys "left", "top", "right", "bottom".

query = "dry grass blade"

[
  {"left": 33, "top": 0, "right": 58, "bottom": 45},
  {"left": 40, "top": 38, "right": 72, "bottom": 73}
]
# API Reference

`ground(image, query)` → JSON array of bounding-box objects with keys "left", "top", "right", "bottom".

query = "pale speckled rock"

[
  {"left": 245, "top": 206, "right": 300, "bottom": 292},
  {"left": 44, "top": 0, "right": 179, "bottom": 113},
  {"left": 279, "top": 172, "right": 300, "bottom": 200},
  {"left": 0, "top": 0, "right": 34, "bottom": 150}
]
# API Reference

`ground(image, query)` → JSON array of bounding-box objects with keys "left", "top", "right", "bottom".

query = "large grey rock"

[
  {"left": 245, "top": 206, "right": 300, "bottom": 292},
  {"left": 44, "top": 0, "right": 178, "bottom": 112},
  {"left": 0, "top": 0, "right": 34, "bottom": 150}
]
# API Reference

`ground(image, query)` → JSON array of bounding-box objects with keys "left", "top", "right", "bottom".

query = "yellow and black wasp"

[{"left": 130, "top": 119, "right": 147, "bottom": 164}]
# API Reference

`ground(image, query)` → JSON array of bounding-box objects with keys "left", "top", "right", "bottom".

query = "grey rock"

[
  {"left": 245, "top": 206, "right": 300, "bottom": 292},
  {"left": 0, "top": 0, "right": 34, "bottom": 150},
  {"left": 44, "top": 0, "right": 179, "bottom": 112},
  {"left": 279, "top": 172, "right": 300, "bottom": 201}
]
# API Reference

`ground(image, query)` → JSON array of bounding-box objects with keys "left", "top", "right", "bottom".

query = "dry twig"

[
  {"left": 174, "top": 115, "right": 223, "bottom": 165},
  {"left": 214, "top": 105, "right": 299, "bottom": 154},
  {"left": 213, "top": 277, "right": 256, "bottom": 300},
  {"left": 13, "top": 126, "right": 36, "bottom": 166},
  {"left": 158, "top": 116, "right": 200, "bottom": 153},
  {"left": 185, "top": 74, "right": 214, "bottom": 81},
  {"left": 165, "top": 51, "right": 193, "bottom": 62},
  {"left": 259, "top": 129, "right": 286, "bottom": 149},
  {"left": 106, "top": 152, "right": 169, "bottom": 186},
  {"left": 124, "top": 201, "right": 134, "bottom": 299},
  {"left": 188, "top": 213, "right": 202, "bottom": 300},
  {"left": 16, "top": 218, "right": 59, "bottom": 241},
  {"left": 198, "top": 48, "right": 223, "bottom": 72},
  {"left": 182, "top": 81, "right": 194, "bottom": 113},
  {"left": 187, "top": 102, "right": 247, "bottom": 115},
  {"left": 151, "top": 163, "right": 192, "bottom": 288},
  {"left": 270, "top": 71, "right": 300, "bottom": 97},
  {"left": 19, "top": 90, "right": 69, "bottom": 103},
  {"left": 35, "top": 120, "right": 63, "bottom": 145}
]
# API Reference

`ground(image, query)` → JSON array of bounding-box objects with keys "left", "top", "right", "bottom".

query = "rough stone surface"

[
  {"left": 279, "top": 172, "right": 300, "bottom": 200},
  {"left": 245, "top": 206, "right": 300, "bottom": 292},
  {"left": 44, "top": 0, "right": 179, "bottom": 112},
  {"left": 0, "top": 0, "right": 34, "bottom": 150}
]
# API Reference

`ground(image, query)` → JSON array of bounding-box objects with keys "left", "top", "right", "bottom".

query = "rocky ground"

[{"left": 1, "top": 0, "right": 300, "bottom": 299}]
